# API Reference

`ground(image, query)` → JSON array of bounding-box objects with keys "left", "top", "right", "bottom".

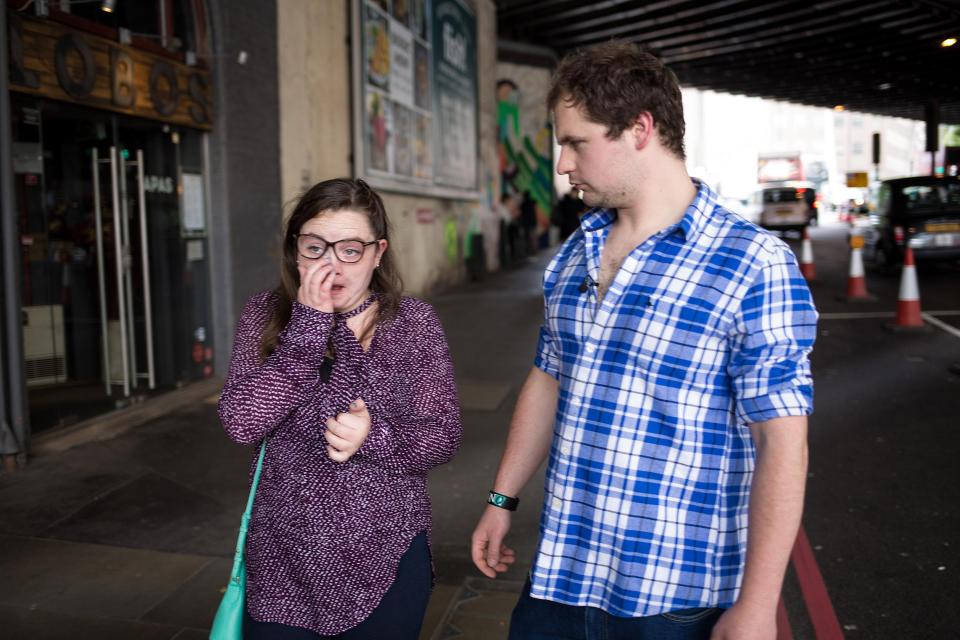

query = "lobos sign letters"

[{"left": 8, "top": 12, "right": 212, "bottom": 129}]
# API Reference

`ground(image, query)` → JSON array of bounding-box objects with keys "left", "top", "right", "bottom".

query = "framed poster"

[{"left": 352, "top": 0, "right": 478, "bottom": 199}]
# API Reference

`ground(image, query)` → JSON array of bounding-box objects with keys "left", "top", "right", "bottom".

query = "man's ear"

[{"left": 630, "top": 112, "right": 655, "bottom": 151}]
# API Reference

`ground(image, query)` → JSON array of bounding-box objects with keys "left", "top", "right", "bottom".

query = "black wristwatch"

[{"left": 488, "top": 490, "right": 519, "bottom": 511}]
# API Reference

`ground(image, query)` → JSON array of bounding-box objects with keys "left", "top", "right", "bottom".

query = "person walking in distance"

[
  {"left": 471, "top": 42, "right": 817, "bottom": 640},
  {"left": 220, "top": 178, "right": 462, "bottom": 639}
]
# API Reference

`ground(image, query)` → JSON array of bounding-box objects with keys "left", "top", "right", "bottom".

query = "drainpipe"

[{"left": 0, "top": 6, "right": 30, "bottom": 463}]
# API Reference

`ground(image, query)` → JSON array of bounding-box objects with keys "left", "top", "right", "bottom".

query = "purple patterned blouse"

[{"left": 218, "top": 291, "right": 462, "bottom": 634}]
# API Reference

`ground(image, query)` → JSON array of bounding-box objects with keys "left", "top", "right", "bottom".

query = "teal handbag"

[{"left": 210, "top": 441, "right": 266, "bottom": 640}]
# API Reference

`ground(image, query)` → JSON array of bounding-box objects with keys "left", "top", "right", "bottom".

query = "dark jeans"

[
  {"left": 243, "top": 531, "right": 431, "bottom": 640},
  {"left": 509, "top": 578, "right": 723, "bottom": 640}
]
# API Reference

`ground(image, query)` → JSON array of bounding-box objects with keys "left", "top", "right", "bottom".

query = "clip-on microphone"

[{"left": 578, "top": 275, "right": 597, "bottom": 294}]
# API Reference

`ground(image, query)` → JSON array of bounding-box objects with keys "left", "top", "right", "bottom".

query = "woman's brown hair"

[{"left": 259, "top": 178, "right": 403, "bottom": 360}]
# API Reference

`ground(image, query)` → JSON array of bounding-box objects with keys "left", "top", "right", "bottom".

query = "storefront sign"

[
  {"left": 144, "top": 175, "right": 176, "bottom": 194},
  {"left": 7, "top": 13, "right": 213, "bottom": 130}
]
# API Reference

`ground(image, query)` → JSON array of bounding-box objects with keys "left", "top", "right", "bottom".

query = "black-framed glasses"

[{"left": 294, "top": 234, "right": 379, "bottom": 263}]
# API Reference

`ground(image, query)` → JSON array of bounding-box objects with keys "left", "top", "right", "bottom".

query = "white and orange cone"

[
  {"left": 887, "top": 247, "right": 926, "bottom": 331},
  {"left": 800, "top": 227, "right": 816, "bottom": 280},
  {"left": 844, "top": 233, "right": 874, "bottom": 301}
]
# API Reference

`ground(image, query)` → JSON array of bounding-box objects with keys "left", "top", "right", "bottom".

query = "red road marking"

[
  {"left": 777, "top": 597, "right": 794, "bottom": 640},
  {"left": 791, "top": 526, "right": 845, "bottom": 639}
]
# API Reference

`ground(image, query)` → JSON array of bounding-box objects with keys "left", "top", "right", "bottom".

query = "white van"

[{"left": 745, "top": 182, "right": 815, "bottom": 232}]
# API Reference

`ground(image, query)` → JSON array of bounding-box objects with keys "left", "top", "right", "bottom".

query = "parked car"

[
  {"left": 863, "top": 175, "right": 960, "bottom": 270},
  {"left": 745, "top": 182, "right": 817, "bottom": 232}
]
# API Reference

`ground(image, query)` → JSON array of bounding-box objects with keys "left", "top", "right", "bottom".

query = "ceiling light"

[
  {"left": 101, "top": 0, "right": 116, "bottom": 13},
  {"left": 942, "top": 37, "right": 957, "bottom": 48},
  {"left": 833, "top": 105, "right": 846, "bottom": 112}
]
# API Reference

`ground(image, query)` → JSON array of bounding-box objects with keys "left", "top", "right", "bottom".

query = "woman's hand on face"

[
  {"left": 325, "top": 398, "right": 371, "bottom": 463},
  {"left": 297, "top": 259, "right": 335, "bottom": 313}
]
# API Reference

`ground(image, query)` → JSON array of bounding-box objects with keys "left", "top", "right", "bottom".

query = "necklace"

[{"left": 335, "top": 292, "right": 378, "bottom": 319}]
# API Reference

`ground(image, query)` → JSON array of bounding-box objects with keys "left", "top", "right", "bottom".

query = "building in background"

[
  {"left": 682, "top": 88, "right": 926, "bottom": 208},
  {"left": 2, "top": 0, "right": 497, "bottom": 458}
]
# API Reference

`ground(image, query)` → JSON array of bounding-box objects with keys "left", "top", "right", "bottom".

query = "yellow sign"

[
  {"left": 850, "top": 234, "right": 865, "bottom": 249},
  {"left": 846, "top": 172, "right": 869, "bottom": 188}
]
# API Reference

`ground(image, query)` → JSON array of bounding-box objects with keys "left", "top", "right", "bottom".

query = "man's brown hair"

[{"left": 547, "top": 41, "right": 686, "bottom": 159}]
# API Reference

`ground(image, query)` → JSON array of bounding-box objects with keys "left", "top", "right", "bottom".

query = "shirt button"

[
  {"left": 572, "top": 397, "right": 581, "bottom": 405},
  {"left": 585, "top": 344, "right": 596, "bottom": 353},
  {"left": 551, "top": 497, "right": 563, "bottom": 510},
  {"left": 560, "top": 443, "right": 572, "bottom": 456}
]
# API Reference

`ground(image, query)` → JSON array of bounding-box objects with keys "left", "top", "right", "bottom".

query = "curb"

[{"left": 30, "top": 377, "right": 224, "bottom": 457}]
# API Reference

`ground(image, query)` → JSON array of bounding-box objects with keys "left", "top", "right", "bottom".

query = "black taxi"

[{"left": 864, "top": 175, "right": 960, "bottom": 270}]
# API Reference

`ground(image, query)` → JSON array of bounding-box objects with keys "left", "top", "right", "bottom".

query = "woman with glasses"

[{"left": 219, "top": 177, "right": 462, "bottom": 639}]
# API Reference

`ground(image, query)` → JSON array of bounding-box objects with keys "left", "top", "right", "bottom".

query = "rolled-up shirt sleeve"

[
  {"left": 727, "top": 245, "right": 818, "bottom": 425},
  {"left": 534, "top": 282, "right": 560, "bottom": 379}
]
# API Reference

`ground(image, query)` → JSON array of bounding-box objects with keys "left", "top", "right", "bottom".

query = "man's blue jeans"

[{"left": 508, "top": 578, "right": 723, "bottom": 640}]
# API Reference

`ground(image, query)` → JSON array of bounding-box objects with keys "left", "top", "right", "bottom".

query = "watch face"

[{"left": 488, "top": 492, "right": 517, "bottom": 510}]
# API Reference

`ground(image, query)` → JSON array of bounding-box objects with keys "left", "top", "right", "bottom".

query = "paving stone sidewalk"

[{"left": 0, "top": 254, "right": 552, "bottom": 639}]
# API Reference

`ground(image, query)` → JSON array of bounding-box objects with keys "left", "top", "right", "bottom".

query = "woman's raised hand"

[
  {"left": 325, "top": 398, "right": 372, "bottom": 463},
  {"left": 297, "top": 259, "right": 335, "bottom": 312}
]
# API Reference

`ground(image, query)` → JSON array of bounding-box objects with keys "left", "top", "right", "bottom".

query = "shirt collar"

[
  {"left": 578, "top": 178, "right": 719, "bottom": 244},
  {"left": 676, "top": 178, "right": 718, "bottom": 244}
]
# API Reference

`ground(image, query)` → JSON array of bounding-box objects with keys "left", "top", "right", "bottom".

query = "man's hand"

[
  {"left": 325, "top": 398, "right": 371, "bottom": 462},
  {"left": 470, "top": 505, "right": 517, "bottom": 578},
  {"left": 710, "top": 601, "right": 777, "bottom": 640}
]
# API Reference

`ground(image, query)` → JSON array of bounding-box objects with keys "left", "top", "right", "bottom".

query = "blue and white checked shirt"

[{"left": 531, "top": 180, "right": 817, "bottom": 616}]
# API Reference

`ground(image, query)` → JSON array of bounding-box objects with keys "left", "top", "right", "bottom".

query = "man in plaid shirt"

[{"left": 472, "top": 41, "right": 817, "bottom": 640}]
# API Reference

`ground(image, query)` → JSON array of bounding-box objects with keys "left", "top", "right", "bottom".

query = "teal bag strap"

[
  {"left": 209, "top": 440, "right": 266, "bottom": 639},
  {"left": 228, "top": 441, "right": 266, "bottom": 579}
]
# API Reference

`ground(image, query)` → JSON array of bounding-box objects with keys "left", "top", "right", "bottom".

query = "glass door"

[
  {"left": 12, "top": 99, "right": 211, "bottom": 433},
  {"left": 13, "top": 99, "right": 115, "bottom": 430},
  {"left": 90, "top": 143, "right": 156, "bottom": 397}
]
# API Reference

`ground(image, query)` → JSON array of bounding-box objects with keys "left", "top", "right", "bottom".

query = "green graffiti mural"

[
  {"left": 945, "top": 125, "right": 960, "bottom": 147},
  {"left": 444, "top": 218, "right": 459, "bottom": 263},
  {"left": 497, "top": 79, "right": 553, "bottom": 220}
]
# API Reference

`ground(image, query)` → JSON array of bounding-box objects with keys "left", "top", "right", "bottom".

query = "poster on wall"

[
  {"left": 365, "top": 5, "right": 390, "bottom": 91},
  {"left": 182, "top": 173, "right": 206, "bottom": 234},
  {"left": 366, "top": 91, "right": 393, "bottom": 172},
  {"left": 431, "top": 0, "right": 477, "bottom": 191},
  {"left": 354, "top": 0, "right": 478, "bottom": 198}
]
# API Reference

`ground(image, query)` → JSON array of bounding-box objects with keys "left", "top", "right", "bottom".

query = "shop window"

[{"left": 47, "top": 0, "right": 204, "bottom": 61}]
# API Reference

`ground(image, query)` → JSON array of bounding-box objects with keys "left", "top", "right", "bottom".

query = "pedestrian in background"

[
  {"left": 497, "top": 192, "right": 523, "bottom": 266},
  {"left": 551, "top": 188, "right": 586, "bottom": 240},
  {"left": 219, "top": 177, "right": 462, "bottom": 639},
  {"left": 519, "top": 190, "right": 538, "bottom": 255},
  {"left": 471, "top": 41, "right": 817, "bottom": 640}
]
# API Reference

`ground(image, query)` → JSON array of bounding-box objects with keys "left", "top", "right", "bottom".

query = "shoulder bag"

[{"left": 209, "top": 441, "right": 266, "bottom": 640}]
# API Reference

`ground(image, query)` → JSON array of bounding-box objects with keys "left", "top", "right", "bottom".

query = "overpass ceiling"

[{"left": 496, "top": 0, "right": 960, "bottom": 123}]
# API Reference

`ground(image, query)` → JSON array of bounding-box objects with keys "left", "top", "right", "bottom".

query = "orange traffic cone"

[
  {"left": 800, "top": 228, "right": 816, "bottom": 280},
  {"left": 886, "top": 247, "right": 927, "bottom": 331},
  {"left": 843, "top": 233, "right": 874, "bottom": 301}
]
